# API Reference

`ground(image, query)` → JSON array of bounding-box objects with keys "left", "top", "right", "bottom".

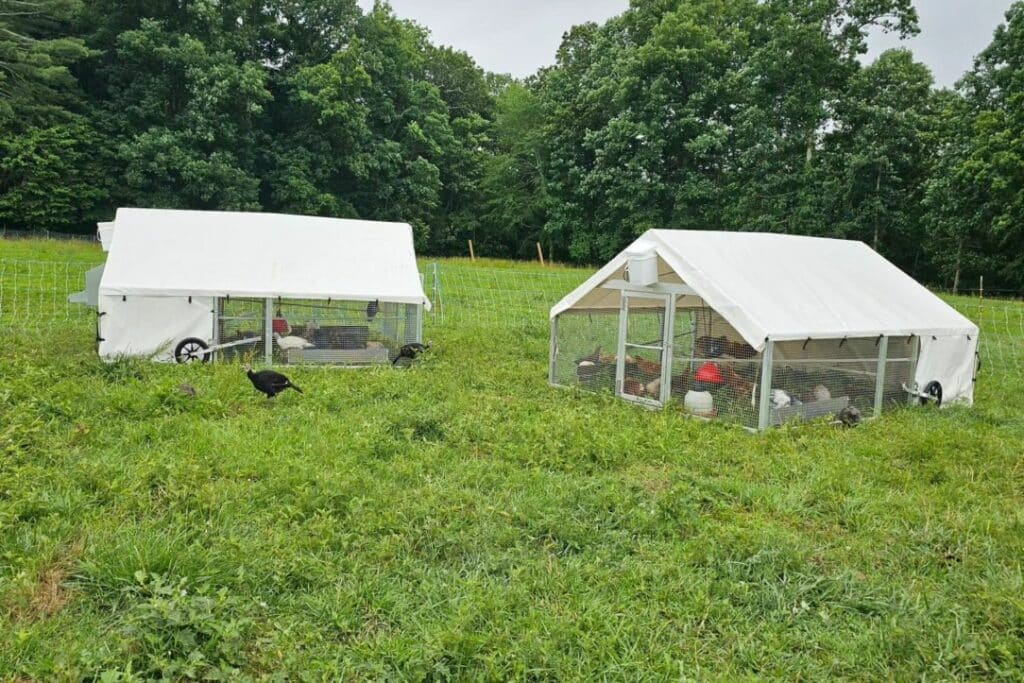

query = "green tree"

[
  {"left": 819, "top": 49, "right": 936, "bottom": 273},
  {"left": 0, "top": 0, "right": 105, "bottom": 232},
  {"left": 479, "top": 82, "right": 549, "bottom": 258},
  {"left": 535, "top": 0, "right": 919, "bottom": 264},
  {"left": 80, "top": 5, "right": 272, "bottom": 210}
]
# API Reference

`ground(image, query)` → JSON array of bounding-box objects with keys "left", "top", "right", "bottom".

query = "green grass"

[
  {"left": 0, "top": 237, "right": 100, "bottom": 263},
  {"left": 1, "top": 239, "right": 1023, "bottom": 680}
]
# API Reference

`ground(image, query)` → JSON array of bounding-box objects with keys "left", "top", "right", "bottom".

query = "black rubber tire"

[
  {"left": 920, "top": 381, "right": 943, "bottom": 407},
  {"left": 174, "top": 337, "right": 210, "bottom": 364}
]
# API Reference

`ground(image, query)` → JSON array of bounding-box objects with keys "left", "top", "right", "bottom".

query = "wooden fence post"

[
  {"left": 468, "top": 240, "right": 475, "bottom": 262},
  {"left": 536, "top": 242, "right": 546, "bottom": 267}
]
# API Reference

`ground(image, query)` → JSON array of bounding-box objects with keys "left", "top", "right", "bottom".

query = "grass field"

[{"left": 1, "top": 239, "right": 1023, "bottom": 680}]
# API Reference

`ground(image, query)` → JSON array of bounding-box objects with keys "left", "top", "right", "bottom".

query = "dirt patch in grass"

[{"left": 5, "top": 541, "right": 82, "bottom": 622}]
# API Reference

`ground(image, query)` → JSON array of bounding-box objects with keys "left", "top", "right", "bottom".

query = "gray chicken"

[{"left": 837, "top": 405, "right": 862, "bottom": 427}]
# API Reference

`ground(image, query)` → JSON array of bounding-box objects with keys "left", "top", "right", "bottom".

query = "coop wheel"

[
  {"left": 174, "top": 338, "right": 210, "bottom": 364},
  {"left": 920, "top": 381, "right": 943, "bottom": 407}
]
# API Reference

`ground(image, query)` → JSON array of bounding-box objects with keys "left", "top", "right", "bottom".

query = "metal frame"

[
  {"left": 757, "top": 340, "right": 775, "bottom": 431},
  {"left": 264, "top": 297, "right": 273, "bottom": 365},
  {"left": 549, "top": 316, "right": 558, "bottom": 386},
  {"left": 874, "top": 336, "right": 889, "bottom": 417},
  {"left": 211, "top": 297, "right": 220, "bottom": 361},
  {"left": 601, "top": 280, "right": 697, "bottom": 297},
  {"left": 906, "top": 335, "right": 920, "bottom": 405},
  {"left": 617, "top": 289, "right": 672, "bottom": 408},
  {"left": 552, "top": 284, "right": 936, "bottom": 430},
  {"left": 659, "top": 294, "right": 677, "bottom": 405}
]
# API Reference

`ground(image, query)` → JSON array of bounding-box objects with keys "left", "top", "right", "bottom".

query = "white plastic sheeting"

[
  {"left": 98, "top": 294, "right": 214, "bottom": 362},
  {"left": 916, "top": 335, "right": 979, "bottom": 406},
  {"left": 99, "top": 208, "right": 431, "bottom": 308},
  {"left": 552, "top": 230, "right": 980, "bottom": 406},
  {"left": 97, "top": 222, "right": 115, "bottom": 252}
]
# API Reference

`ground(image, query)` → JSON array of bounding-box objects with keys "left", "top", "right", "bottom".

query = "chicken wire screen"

[
  {"left": 766, "top": 335, "right": 916, "bottom": 426},
  {"left": 673, "top": 308, "right": 762, "bottom": 428},
  {"left": 216, "top": 298, "right": 421, "bottom": 366},
  {"left": 552, "top": 311, "right": 620, "bottom": 395},
  {"left": 552, "top": 303, "right": 913, "bottom": 429},
  {"left": 551, "top": 305, "right": 762, "bottom": 425},
  {"left": 215, "top": 298, "right": 268, "bottom": 364}
]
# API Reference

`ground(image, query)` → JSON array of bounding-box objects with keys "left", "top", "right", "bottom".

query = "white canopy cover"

[
  {"left": 552, "top": 230, "right": 980, "bottom": 405},
  {"left": 99, "top": 208, "right": 431, "bottom": 308}
]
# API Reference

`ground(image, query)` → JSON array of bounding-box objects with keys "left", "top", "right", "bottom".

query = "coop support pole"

[
  {"left": 615, "top": 296, "right": 629, "bottom": 396},
  {"left": 757, "top": 339, "right": 775, "bottom": 431},
  {"left": 212, "top": 298, "right": 220, "bottom": 362},
  {"left": 907, "top": 335, "right": 920, "bottom": 405},
  {"left": 874, "top": 336, "right": 889, "bottom": 418},
  {"left": 660, "top": 294, "right": 677, "bottom": 405},
  {"left": 549, "top": 316, "right": 558, "bottom": 385},
  {"left": 416, "top": 303, "right": 424, "bottom": 344},
  {"left": 264, "top": 297, "right": 273, "bottom": 366}
]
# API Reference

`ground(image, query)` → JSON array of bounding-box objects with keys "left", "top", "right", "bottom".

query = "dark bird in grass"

[
  {"left": 366, "top": 299, "right": 380, "bottom": 321},
  {"left": 243, "top": 363, "right": 303, "bottom": 399},
  {"left": 393, "top": 342, "right": 430, "bottom": 366},
  {"left": 837, "top": 405, "right": 862, "bottom": 428},
  {"left": 178, "top": 383, "right": 198, "bottom": 398}
]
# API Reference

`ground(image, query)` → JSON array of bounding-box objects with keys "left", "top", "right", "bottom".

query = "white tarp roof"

[
  {"left": 99, "top": 208, "right": 431, "bottom": 309},
  {"left": 552, "top": 230, "right": 977, "bottom": 350}
]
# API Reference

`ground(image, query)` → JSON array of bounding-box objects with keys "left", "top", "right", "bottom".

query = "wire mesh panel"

[
  {"left": 671, "top": 307, "right": 762, "bottom": 428},
  {"left": 552, "top": 311, "right": 620, "bottom": 394},
  {"left": 216, "top": 298, "right": 422, "bottom": 366},
  {"left": 621, "top": 297, "right": 669, "bottom": 404},
  {"left": 553, "top": 304, "right": 762, "bottom": 423},
  {"left": 767, "top": 336, "right": 913, "bottom": 426},
  {"left": 552, "top": 301, "right": 925, "bottom": 429},
  {"left": 215, "top": 298, "right": 267, "bottom": 364},
  {"left": 884, "top": 336, "right": 917, "bottom": 407}
]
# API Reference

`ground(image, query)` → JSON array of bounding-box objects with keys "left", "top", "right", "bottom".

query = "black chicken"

[
  {"left": 366, "top": 299, "right": 380, "bottom": 321},
  {"left": 243, "top": 363, "right": 303, "bottom": 398},
  {"left": 393, "top": 342, "right": 430, "bottom": 366}
]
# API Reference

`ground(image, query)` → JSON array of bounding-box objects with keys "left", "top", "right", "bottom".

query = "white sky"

[
  {"left": 358, "top": 1, "right": 1016, "bottom": 87},
  {"left": 866, "top": 0, "right": 1017, "bottom": 86}
]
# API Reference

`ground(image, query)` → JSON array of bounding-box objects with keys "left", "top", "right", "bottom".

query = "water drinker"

[{"left": 625, "top": 243, "right": 658, "bottom": 287}]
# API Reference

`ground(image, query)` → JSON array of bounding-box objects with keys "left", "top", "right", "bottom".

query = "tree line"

[{"left": 1, "top": 0, "right": 1022, "bottom": 290}]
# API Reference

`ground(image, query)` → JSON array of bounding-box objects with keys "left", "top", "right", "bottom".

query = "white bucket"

[
  {"left": 684, "top": 390, "right": 714, "bottom": 417},
  {"left": 625, "top": 245, "right": 658, "bottom": 287}
]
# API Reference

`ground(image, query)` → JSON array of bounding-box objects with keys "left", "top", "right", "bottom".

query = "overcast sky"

[{"left": 358, "top": 0, "right": 1016, "bottom": 87}]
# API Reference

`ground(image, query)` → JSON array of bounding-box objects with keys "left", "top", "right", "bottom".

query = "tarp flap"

[{"left": 99, "top": 208, "right": 431, "bottom": 309}]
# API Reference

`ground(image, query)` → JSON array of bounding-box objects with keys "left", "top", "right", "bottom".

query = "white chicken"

[{"left": 274, "top": 332, "right": 314, "bottom": 351}]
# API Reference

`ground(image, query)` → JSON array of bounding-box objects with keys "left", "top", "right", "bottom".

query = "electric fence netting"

[
  {"left": 424, "top": 262, "right": 588, "bottom": 329},
  {"left": 2, "top": 256, "right": 1022, "bottom": 379},
  {"left": 0, "top": 259, "right": 103, "bottom": 332}
]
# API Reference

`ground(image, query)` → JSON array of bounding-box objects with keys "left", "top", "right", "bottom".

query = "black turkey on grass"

[{"left": 244, "top": 364, "right": 303, "bottom": 399}]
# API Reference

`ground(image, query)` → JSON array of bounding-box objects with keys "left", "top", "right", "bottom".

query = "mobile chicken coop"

[
  {"left": 550, "top": 230, "right": 980, "bottom": 430},
  {"left": 87, "top": 208, "right": 431, "bottom": 366}
]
